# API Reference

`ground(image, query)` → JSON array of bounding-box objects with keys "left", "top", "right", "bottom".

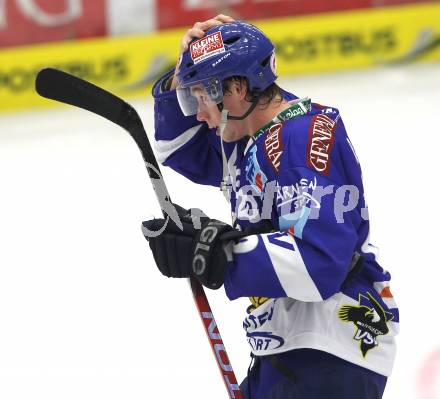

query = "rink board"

[{"left": 0, "top": 2, "right": 439, "bottom": 113}]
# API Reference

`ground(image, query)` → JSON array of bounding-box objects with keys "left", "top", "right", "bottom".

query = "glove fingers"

[
  {"left": 166, "top": 235, "right": 192, "bottom": 278},
  {"left": 179, "top": 236, "right": 194, "bottom": 277},
  {"left": 165, "top": 234, "right": 181, "bottom": 277},
  {"left": 150, "top": 236, "right": 170, "bottom": 277}
]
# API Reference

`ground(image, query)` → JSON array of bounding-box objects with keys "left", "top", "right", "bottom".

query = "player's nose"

[{"left": 196, "top": 108, "right": 209, "bottom": 122}]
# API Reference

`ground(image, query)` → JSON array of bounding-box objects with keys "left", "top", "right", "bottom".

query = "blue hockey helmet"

[{"left": 175, "top": 21, "right": 277, "bottom": 117}]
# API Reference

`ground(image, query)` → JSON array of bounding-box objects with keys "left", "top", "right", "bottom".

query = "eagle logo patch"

[{"left": 338, "top": 292, "right": 394, "bottom": 357}]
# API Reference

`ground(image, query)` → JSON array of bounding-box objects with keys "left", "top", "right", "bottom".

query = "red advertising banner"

[
  {"left": 156, "top": 0, "right": 371, "bottom": 30},
  {"left": 1, "top": 0, "right": 434, "bottom": 48},
  {"left": 0, "top": 0, "right": 107, "bottom": 48},
  {"left": 156, "top": 0, "right": 435, "bottom": 30}
]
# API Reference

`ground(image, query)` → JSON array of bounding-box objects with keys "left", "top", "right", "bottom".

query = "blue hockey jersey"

[{"left": 152, "top": 70, "right": 399, "bottom": 377}]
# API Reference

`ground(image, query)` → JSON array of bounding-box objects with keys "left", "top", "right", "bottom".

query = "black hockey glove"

[{"left": 142, "top": 205, "right": 235, "bottom": 290}]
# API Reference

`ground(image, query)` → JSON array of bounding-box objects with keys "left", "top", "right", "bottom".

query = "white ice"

[{"left": 0, "top": 62, "right": 439, "bottom": 399}]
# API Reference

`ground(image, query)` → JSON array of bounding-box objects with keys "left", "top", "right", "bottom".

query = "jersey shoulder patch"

[
  {"left": 306, "top": 104, "right": 341, "bottom": 176},
  {"left": 262, "top": 122, "right": 285, "bottom": 173},
  {"left": 276, "top": 104, "right": 337, "bottom": 169}
]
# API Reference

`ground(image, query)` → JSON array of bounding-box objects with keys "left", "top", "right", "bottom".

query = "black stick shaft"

[{"left": 35, "top": 68, "right": 242, "bottom": 399}]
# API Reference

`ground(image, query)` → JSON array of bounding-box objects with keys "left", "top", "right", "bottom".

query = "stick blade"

[{"left": 35, "top": 68, "right": 129, "bottom": 128}]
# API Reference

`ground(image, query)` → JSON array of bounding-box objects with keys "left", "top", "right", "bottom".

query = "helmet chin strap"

[
  {"left": 225, "top": 90, "right": 261, "bottom": 120},
  {"left": 226, "top": 96, "right": 260, "bottom": 120}
]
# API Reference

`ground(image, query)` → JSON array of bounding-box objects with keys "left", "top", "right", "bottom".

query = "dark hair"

[{"left": 222, "top": 76, "right": 282, "bottom": 109}]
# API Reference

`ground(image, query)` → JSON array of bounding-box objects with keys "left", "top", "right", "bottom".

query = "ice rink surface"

[{"left": 0, "top": 62, "right": 439, "bottom": 398}]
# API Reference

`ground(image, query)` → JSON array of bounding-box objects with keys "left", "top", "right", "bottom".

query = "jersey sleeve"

[
  {"left": 152, "top": 69, "right": 223, "bottom": 186},
  {"left": 224, "top": 121, "right": 362, "bottom": 302}
]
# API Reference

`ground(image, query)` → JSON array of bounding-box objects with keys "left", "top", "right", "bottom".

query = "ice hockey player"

[{"left": 142, "top": 14, "right": 399, "bottom": 399}]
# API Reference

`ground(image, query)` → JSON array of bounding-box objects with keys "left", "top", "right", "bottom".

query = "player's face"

[
  {"left": 189, "top": 85, "right": 220, "bottom": 128},
  {"left": 193, "top": 81, "right": 250, "bottom": 142}
]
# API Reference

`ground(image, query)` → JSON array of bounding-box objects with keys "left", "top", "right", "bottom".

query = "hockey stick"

[{"left": 35, "top": 68, "right": 242, "bottom": 399}]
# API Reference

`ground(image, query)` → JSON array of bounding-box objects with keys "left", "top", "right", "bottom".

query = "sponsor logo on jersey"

[
  {"left": 277, "top": 176, "right": 319, "bottom": 238},
  {"left": 338, "top": 292, "right": 394, "bottom": 357},
  {"left": 243, "top": 303, "right": 274, "bottom": 331},
  {"left": 243, "top": 301, "right": 285, "bottom": 351},
  {"left": 264, "top": 123, "right": 284, "bottom": 172},
  {"left": 307, "top": 114, "right": 337, "bottom": 175},
  {"left": 247, "top": 331, "right": 285, "bottom": 351},
  {"left": 245, "top": 146, "right": 268, "bottom": 193},
  {"left": 190, "top": 31, "right": 225, "bottom": 64},
  {"left": 248, "top": 296, "right": 270, "bottom": 312}
]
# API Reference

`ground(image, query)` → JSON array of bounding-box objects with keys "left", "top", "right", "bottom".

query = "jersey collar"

[{"left": 252, "top": 97, "right": 312, "bottom": 141}]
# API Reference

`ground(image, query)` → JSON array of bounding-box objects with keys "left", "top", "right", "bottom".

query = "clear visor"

[{"left": 176, "top": 77, "right": 223, "bottom": 116}]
